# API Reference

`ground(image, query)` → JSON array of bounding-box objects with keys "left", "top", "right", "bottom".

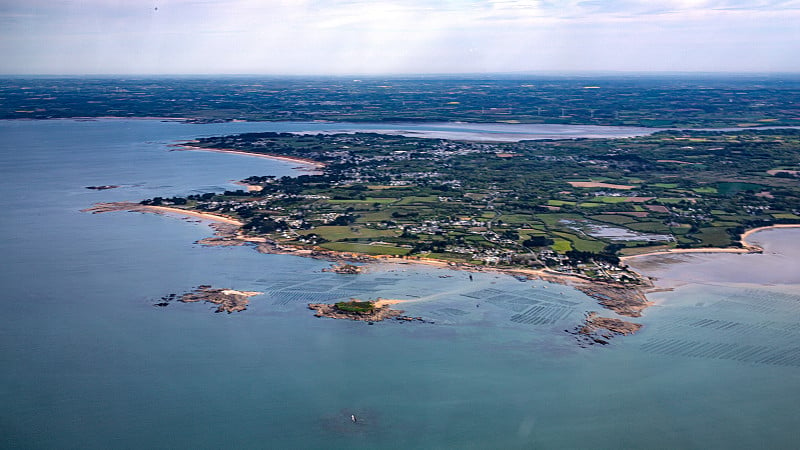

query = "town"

[{"left": 139, "top": 128, "right": 800, "bottom": 282}]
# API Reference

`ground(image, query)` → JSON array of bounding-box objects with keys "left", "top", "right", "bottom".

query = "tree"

[{"left": 523, "top": 236, "right": 552, "bottom": 247}]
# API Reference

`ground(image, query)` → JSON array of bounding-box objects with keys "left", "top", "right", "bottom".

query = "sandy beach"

[
  {"left": 740, "top": 224, "right": 800, "bottom": 244},
  {"left": 373, "top": 298, "right": 412, "bottom": 308},
  {"left": 83, "top": 202, "right": 244, "bottom": 226},
  {"left": 87, "top": 200, "right": 798, "bottom": 321},
  {"left": 620, "top": 247, "right": 749, "bottom": 263},
  {"left": 143, "top": 205, "right": 244, "bottom": 225},
  {"left": 621, "top": 224, "right": 800, "bottom": 263},
  {"left": 176, "top": 144, "right": 326, "bottom": 171}
]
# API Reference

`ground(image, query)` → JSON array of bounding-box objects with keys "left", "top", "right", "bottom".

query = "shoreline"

[
  {"left": 86, "top": 202, "right": 800, "bottom": 322},
  {"left": 84, "top": 201, "right": 653, "bottom": 319},
  {"left": 619, "top": 224, "right": 800, "bottom": 263},
  {"left": 144, "top": 205, "right": 244, "bottom": 225},
  {"left": 83, "top": 202, "right": 244, "bottom": 226},
  {"left": 174, "top": 144, "right": 326, "bottom": 171},
  {"left": 85, "top": 201, "right": 612, "bottom": 285},
  {"left": 740, "top": 224, "right": 800, "bottom": 243}
]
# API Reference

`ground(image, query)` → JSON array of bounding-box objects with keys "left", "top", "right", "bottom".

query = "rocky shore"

[
  {"left": 573, "top": 282, "right": 652, "bottom": 317},
  {"left": 569, "top": 312, "right": 643, "bottom": 346},
  {"left": 323, "top": 263, "right": 363, "bottom": 274},
  {"left": 86, "top": 201, "right": 653, "bottom": 335},
  {"left": 161, "top": 285, "right": 263, "bottom": 313},
  {"left": 308, "top": 300, "right": 404, "bottom": 322}
]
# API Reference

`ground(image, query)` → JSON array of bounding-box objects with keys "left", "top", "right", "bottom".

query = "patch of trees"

[
  {"left": 242, "top": 216, "right": 287, "bottom": 233},
  {"left": 565, "top": 249, "right": 620, "bottom": 266},
  {"left": 140, "top": 196, "right": 188, "bottom": 206},
  {"left": 522, "top": 236, "right": 553, "bottom": 248}
]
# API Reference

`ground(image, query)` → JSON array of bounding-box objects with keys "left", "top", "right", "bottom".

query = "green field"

[
  {"left": 551, "top": 238, "right": 572, "bottom": 253},
  {"left": 594, "top": 196, "right": 630, "bottom": 204},
  {"left": 693, "top": 227, "right": 732, "bottom": 247},
  {"left": 320, "top": 242, "right": 411, "bottom": 256},
  {"left": 298, "top": 226, "right": 398, "bottom": 241}
]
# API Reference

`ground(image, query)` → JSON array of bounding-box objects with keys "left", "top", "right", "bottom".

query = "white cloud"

[{"left": 0, "top": 0, "right": 798, "bottom": 74}]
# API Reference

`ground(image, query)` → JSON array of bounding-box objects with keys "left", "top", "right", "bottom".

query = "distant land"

[
  {"left": 16, "top": 75, "right": 800, "bottom": 336},
  {"left": 2, "top": 75, "right": 799, "bottom": 128}
]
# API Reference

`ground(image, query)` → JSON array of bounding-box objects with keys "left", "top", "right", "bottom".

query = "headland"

[{"left": 83, "top": 126, "right": 800, "bottom": 339}]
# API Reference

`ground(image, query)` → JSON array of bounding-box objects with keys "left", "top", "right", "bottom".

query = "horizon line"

[{"left": 2, "top": 70, "right": 800, "bottom": 79}]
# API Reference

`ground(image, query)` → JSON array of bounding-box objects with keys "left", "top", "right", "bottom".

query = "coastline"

[
  {"left": 740, "top": 224, "right": 800, "bottom": 244},
  {"left": 83, "top": 202, "right": 244, "bottom": 226},
  {"left": 619, "top": 224, "right": 800, "bottom": 263},
  {"left": 83, "top": 202, "right": 652, "bottom": 319},
  {"left": 174, "top": 144, "right": 326, "bottom": 171},
  {"left": 84, "top": 201, "right": 799, "bottom": 323},
  {"left": 144, "top": 205, "right": 244, "bottom": 225}
]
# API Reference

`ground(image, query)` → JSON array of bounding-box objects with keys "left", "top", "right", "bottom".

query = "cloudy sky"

[{"left": 1, "top": 0, "right": 798, "bottom": 75}]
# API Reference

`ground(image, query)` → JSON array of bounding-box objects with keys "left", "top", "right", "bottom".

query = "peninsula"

[{"left": 90, "top": 127, "right": 800, "bottom": 331}]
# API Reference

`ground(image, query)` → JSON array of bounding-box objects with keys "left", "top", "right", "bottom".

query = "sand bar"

[
  {"left": 83, "top": 202, "right": 243, "bottom": 226},
  {"left": 176, "top": 144, "right": 326, "bottom": 170}
]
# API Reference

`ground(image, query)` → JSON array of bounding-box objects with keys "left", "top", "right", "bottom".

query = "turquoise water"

[{"left": 2, "top": 119, "right": 799, "bottom": 449}]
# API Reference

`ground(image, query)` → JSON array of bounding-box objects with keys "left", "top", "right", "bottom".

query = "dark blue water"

[{"left": 2, "top": 119, "right": 799, "bottom": 449}]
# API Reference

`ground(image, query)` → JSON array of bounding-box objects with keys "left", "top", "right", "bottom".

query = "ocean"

[{"left": 1, "top": 119, "right": 799, "bottom": 449}]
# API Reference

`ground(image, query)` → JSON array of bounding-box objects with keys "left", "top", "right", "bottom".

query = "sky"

[{"left": 1, "top": 0, "right": 799, "bottom": 75}]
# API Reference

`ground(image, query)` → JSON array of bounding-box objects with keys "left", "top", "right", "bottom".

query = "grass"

[
  {"left": 320, "top": 242, "right": 411, "bottom": 256},
  {"left": 548, "top": 200, "right": 576, "bottom": 206},
  {"left": 594, "top": 196, "right": 630, "bottom": 204},
  {"left": 299, "top": 226, "right": 398, "bottom": 241},
  {"left": 772, "top": 213, "right": 800, "bottom": 220},
  {"left": 326, "top": 197, "right": 397, "bottom": 204},
  {"left": 355, "top": 210, "right": 395, "bottom": 222},
  {"left": 397, "top": 196, "right": 440, "bottom": 205},
  {"left": 551, "top": 238, "right": 573, "bottom": 253},
  {"left": 716, "top": 182, "right": 764, "bottom": 195},
  {"left": 590, "top": 214, "right": 637, "bottom": 225},
  {"left": 537, "top": 213, "right": 583, "bottom": 228},
  {"left": 334, "top": 300, "right": 375, "bottom": 313},
  {"left": 554, "top": 231, "right": 607, "bottom": 253},
  {"left": 711, "top": 221, "right": 741, "bottom": 227},
  {"left": 693, "top": 227, "right": 732, "bottom": 247},
  {"left": 367, "top": 185, "right": 410, "bottom": 190},
  {"left": 625, "top": 221, "right": 672, "bottom": 233},
  {"left": 498, "top": 214, "right": 537, "bottom": 224}
]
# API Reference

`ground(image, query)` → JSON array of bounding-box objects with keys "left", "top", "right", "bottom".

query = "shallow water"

[{"left": 2, "top": 119, "right": 799, "bottom": 449}]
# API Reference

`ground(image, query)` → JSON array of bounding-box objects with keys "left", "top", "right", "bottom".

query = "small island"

[
  {"left": 571, "top": 312, "right": 644, "bottom": 345},
  {"left": 176, "top": 285, "right": 262, "bottom": 313},
  {"left": 323, "top": 263, "right": 363, "bottom": 274},
  {"left": 309, "top": 299, "right": 407, "bottom": 322}
]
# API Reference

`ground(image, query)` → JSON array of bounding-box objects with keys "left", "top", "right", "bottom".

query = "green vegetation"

[
  {"left": 4, "top": 77, "right": 800, "bottom": 128},
  {"left": 320, "top": 242, "right": 411, "bottom": 256},
  {"left": 334, "top": 300, "right": 375, "bottom": 314},
  {"left": 141, "top": 127, "right": 800, "bottom": 282}
]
